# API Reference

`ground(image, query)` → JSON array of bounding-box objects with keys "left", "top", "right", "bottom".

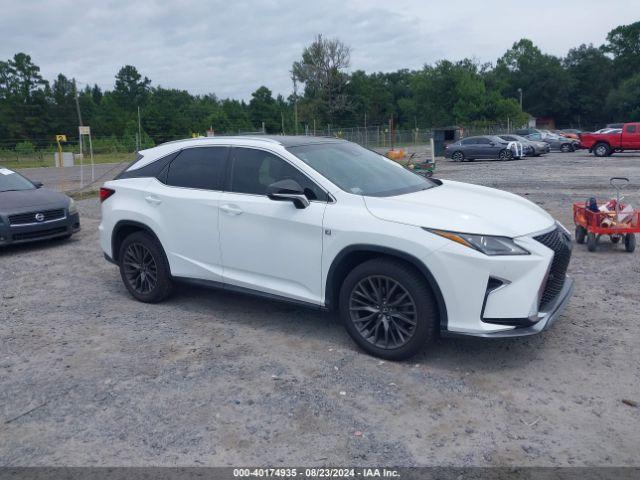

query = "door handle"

[
  {"left": 145, "top": 195, "right": 162, "bottom": 205},
  {"left": 220, "top": 204, "right": 243, "bottom": 216}
]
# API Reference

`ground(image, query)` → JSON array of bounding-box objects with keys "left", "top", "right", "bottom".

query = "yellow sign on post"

[{"left": 55, "top": 135, "right": 67, "bottom": 169}]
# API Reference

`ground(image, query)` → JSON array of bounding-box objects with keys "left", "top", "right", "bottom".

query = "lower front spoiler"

[{"left": 443, "top": 277, "right": 574, "bottom": 338}]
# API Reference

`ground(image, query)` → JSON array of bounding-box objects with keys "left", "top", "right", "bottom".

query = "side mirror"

[
  {"left": 33, "top": 181, "right": 43, "bottom": 188},
  {"left": 489, "top": 141, "right": 495, "bottom": 146},
  {"left": 267, "top": 179, "right": 309, "bottom": 209}
]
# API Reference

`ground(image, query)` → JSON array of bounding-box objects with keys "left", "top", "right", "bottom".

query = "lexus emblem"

[{"left": 35, "top": 213, "right": 45, "bottom": 222}]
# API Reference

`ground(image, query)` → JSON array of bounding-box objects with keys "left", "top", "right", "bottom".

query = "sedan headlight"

[
  {"left": 68, "top": 198, "right": 78, "bottom": 215},
  {"left": 425, "top": 229, "right": 530, "bottom": 256}
]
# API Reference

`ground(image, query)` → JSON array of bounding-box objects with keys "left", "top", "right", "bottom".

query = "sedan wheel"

[
  {"left": 560, "top": 143, "right": 573, "bottom": 153},
  {"left": 498, "top": 149, "right": 513, "bottom": 161},
  {"left": 452, "top": 151, "right": 464, "bottom": 162}
]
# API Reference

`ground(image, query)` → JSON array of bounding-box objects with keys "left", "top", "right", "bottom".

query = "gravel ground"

[{"left": 1, "top": 150, "right": 639, "bottom": 467}]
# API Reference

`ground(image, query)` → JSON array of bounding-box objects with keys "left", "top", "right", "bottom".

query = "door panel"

[
  {"left": 144, "top": 146, "right": 228, "bottom": 281},
  {"left": 219, "top": 193, "right": 326, "bottom": 303},
  {"left": 622, "top": 124, "right": 640, "bottom": 149},
  {"left": 218, "top": 147, "right": 328, "bottom": 304},
  {"left": 147, "top": 180, "right": 223, "bottom": 280}
]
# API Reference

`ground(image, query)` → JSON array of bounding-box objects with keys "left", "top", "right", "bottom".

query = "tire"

[
  {"left": 119, "top": 231, "right": 173, "bottom": 303},
  {"left": 593, "top": 143, "right": 610, "bottom": 157},
  {"left": 625, "top": 234, "right": 636, "bottom": 253},
  {"left": 498, "top": 149, "right": 513, "bottom": 161},
  {"left": 587, "top": 232, "right": 598, "bottom": 252},
  {"left": 339, "top": 258, "right": 437, "bottom": 360},
  {"left": 575, "top": 225, "right": 587, "bottom": 244},
  {"left": 560, "top": 143, "right": 572, "bottom": 153},
  {"left": 451, "top": 151, "right": 464, "bottom": 162}
]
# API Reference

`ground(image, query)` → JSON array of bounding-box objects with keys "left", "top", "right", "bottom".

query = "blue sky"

[{"left": 0, "top": 0, "right": 636, "bottom": 99}]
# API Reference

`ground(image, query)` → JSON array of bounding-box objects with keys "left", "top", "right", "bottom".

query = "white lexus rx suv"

[{"left": 99, "top": 136, "right": 573, "bottom": 359}]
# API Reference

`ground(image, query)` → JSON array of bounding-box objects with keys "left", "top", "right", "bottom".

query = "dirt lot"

[{"left": 1, "top": 151, "right": 639, "bottom": 467}]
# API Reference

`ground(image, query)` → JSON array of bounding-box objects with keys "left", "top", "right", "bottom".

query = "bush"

[
  {"left": 14, "top": 141, "right": 35, "bottom": 156},
  {"left": 91, "top": 136, "right": 127, "bottom": 154}
]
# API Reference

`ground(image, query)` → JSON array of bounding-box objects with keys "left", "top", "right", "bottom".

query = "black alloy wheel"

[
  {"left": 349, "top": 275, "right": 418, "bottom": 349},
  {"left": 118, "top": 231, "right": 173, "bottom": 303},
  {"left": 122, "top": 242, "right": 158, "bottom": 295},
  {"left": 339, "top": 258, "right": 437, "bottom": 360}
]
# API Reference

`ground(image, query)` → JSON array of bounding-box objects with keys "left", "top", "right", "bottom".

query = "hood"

[
  {"left": 363, "top": 180, "right": 554, "bottom": 237},
  {"left": 0, "top": 188, "right": 70, "bottom": 212}
]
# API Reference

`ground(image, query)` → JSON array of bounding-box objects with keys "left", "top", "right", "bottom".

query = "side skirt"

[{"left": 173, "top": 276, "right": 327, "bottom": 311}]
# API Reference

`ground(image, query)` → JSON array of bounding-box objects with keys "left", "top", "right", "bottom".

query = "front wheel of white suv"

[
  {"left": 339, "top": 258, "right": 437, "bottom": 360},
  {"left": 119, "top": 231, "right": 173, "bottom": 303}
]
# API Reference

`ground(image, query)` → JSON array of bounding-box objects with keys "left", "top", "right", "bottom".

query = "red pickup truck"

[{"left": 580, "top": 122, "right": 640, "bottom": 156}]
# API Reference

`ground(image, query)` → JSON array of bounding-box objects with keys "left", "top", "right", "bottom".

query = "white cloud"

[{"left": 0, "top": 0, "right": 635, "bottom": 99}]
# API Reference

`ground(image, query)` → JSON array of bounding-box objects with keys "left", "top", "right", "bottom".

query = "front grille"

[
  {"left": 534, "top": 227, "right": 572, "bottom": 310},
  {"left": 13, "top": 227, "right": 67, "bottom": 241},
  {"left": 9, "top": 209, "right": 65, "bottom": 225}
]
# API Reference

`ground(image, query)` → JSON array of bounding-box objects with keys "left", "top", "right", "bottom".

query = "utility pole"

[
  {"left": 517, "top": 88, "right": 523, "bottom": 110},
  {"left": 73, "top": 79, "right": 83, "bottom": 127},
  {"left": 291, "top": 73, "right": 299, "bottom": 135},
  {"left": 137, "top": 106, "right": 142, "bottom": 151},
  {"left": 73, "top": 79, "right": 84, "bottom": 188},
  {"left": 281, "top": 111, "right": 285, "bottom": 134}
]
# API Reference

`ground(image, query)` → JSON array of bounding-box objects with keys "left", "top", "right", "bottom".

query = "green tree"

[
  {"left": 492, "top": 39, "right": 571, "bottom": 124},
  {"left": 292, "top": 34, "right": 351, "bottom": 125},
  {"left": 113, "top": 65, "right": 151, "bottom": 110},
  {"left": 605, "top": 73, "right": 640, "bottom": 121},
  {"left": 602, "top": 21, "right": 640, "bottom": 81},
  {"left": 564, "top": 44, "right": 613, "bottom": 127},
  {"left": 248, "top": 86, "right": 280, "bottom": 132}
]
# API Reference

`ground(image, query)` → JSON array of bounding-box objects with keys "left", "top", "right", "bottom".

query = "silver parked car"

[
  {"left": 498, "top": 134, "right": 550, "bottom": 156},
  {"left": 525, "top": 132, "right": 579, "bottom": 152}
]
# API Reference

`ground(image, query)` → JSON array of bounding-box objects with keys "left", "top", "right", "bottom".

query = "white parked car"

[{"left": 99, "top": 136, "right": 573, "bottom": 359}]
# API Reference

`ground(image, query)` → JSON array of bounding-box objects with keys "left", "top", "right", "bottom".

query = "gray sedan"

[
  {"left": 0, "top": 166, "right": 80, "bottom": 247},
  {"left": 526, "top": 132, "right": 578, "bottom": 152},
  {"left": 444, "top": 135, "right": 522, "bottom": 161}
]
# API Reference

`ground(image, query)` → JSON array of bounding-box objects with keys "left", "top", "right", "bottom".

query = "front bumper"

[
  {"left": 424, "top": 223, "right": 573, "bottom": 337},
  {"left": 0, "top": 212, "right": 80, "bottom": 247},
  {"left": 444, "top": 276, "right": 574, "bottom": 338}
]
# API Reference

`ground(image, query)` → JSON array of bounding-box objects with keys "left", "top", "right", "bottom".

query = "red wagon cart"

[{"left": 573, "top": 177, "right": 639, "bottom": 252}]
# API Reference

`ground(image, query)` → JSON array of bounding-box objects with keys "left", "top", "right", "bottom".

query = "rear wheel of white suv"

[
  {"left": 119, "top": 231, "right": 173, "bottom": 303},
  {"left": 339, "top": 258, "right": 437, "bottom": 360}
]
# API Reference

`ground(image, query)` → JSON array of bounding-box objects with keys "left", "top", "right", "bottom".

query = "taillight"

[{"left": 99, "top": 187, "right": 115, "bottom": 203}]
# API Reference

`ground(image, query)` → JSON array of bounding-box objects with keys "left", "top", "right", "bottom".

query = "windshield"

[
  {"left": 287, "top": 142, "right": 436, "bottom": 197},
  {"left": 0, "top": 168, "right": 36, "bottom": 192}
]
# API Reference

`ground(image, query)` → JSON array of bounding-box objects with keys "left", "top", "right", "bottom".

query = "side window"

[
  {"left": 166, "top": 147, "right": 228, "bottom": 190},
  {"left": 229, "top": 148, "right": 327, "bottom": 201},
  {"left": 626, "top": 125, "right": 637, "bottom": 134},
  {"left": 476, "top": 138, "right": 491, "bottom": 145},
  {"left": 461, "top": 138, "right": 476, "bottom": 145}
]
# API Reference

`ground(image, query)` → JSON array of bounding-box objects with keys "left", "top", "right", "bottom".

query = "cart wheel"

[
  {"left": 587, "top": 232, "right": 598, "bottom": 252},
  {"left": 625, "top": 234, "right": 636, "bottom": 253},
  {"left": 610, "top": 235, "right": 621, "bottom": 244},
  {"left": 575, "top": 225, "right": 587, "bottom": 244}
]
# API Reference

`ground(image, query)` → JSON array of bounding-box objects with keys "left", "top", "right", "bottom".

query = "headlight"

[
  {"left": 68, "top": 198, "right": 77, "bottom": 214},
  {"left": 425, "top": 229, "right": 530, "bottom": 256}
]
